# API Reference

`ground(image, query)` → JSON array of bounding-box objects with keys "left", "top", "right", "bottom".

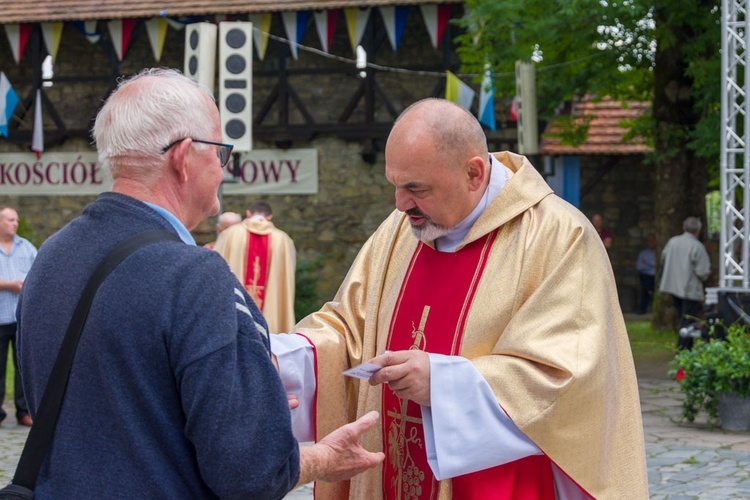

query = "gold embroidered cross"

[
  {"left": 386, "top": 304, "right": 430, "bottom": 496},
  {"left": 410, "top": 305, "right": 429, "bottom": 351},
  {"left": 246, "top": 256, "right": 265, "bottom": 308}
]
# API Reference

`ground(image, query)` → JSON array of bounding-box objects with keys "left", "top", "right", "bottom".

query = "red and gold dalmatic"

[{"left": 293, "top": 152, "right": 649, "bottom": 499}]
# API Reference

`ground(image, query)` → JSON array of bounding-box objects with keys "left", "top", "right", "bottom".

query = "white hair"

[{"left": 92, "top": 68, "right": 216, "bottom": 180}]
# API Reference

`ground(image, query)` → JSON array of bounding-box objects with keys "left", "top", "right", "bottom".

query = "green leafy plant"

[
  {"left": 294, "top": 258, "right": 323, "bottom": 320},
  {"left": 17, "top": 215, "right": 42, "bottom": 248},
  {"left": 668, "top": 324, "right": 750, "bottom": 423}
]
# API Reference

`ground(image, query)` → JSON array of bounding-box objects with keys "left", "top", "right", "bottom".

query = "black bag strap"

[{"left": 11, "top": 229, "right": 182, "bottom": 490}]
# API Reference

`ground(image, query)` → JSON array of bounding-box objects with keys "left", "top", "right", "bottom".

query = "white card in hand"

[{"left": 343, "top": 362, "right": 381, "bottom": 379}]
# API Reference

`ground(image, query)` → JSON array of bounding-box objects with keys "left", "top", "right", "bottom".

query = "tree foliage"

[{"left": 456, "top": 0, "right": 721, "bottom": 177}]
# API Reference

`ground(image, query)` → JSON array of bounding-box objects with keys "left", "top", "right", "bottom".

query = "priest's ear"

[{"left": 466, "top": 155, "right": 488, "bottom": 191}]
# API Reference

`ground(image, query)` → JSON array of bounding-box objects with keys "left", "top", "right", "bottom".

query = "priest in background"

[
  {"left": 273, "top": 98, "right": 648, "bottom": 499},
  {"left": 215, "top": 200, "right": 296, "bottom": 334}
]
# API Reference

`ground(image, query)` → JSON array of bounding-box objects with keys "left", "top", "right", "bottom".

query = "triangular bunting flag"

[
  {"left": 249, "top": 13, "right": 272, "bottom": 60},
  {"left": 32, "top": 89, "right": 43, "bottom": 158},
  {"left": 145, "top": 18, "right": 169, "bottom": 61},
  {"left": 0, "top": 72, "right": 19, "bottom": 137},
  {"left": 41, "top": 22, "right": 64, "bottom": 62},
  {"left": 75, "top": 20, "right": 101, "bottom": 44},
  {"left": 108, "top": 19, "right": 136, "bottom": 61},
  {"left": 420, "top": 4, "right": 452, "bottom": 49},
  {"left": 445, "top": 71, "right": 475, "bottom": 110},
  {"left": 313, "top": 10, "right": 339, "bottom": 53},
  {"left": 379, "top": 6, "right": 409, "bottom": 51},
  {"left": 479, "top": 64, "right": 496, "bottom": 131},
  {"left": 5, "top": 24, "right": 32, "bottom": 64},
  {"left": 344, "top": 7, "right": 371, "bottom": 54},
  {"left": 509, "top": 95, "right": 519, "bottom": 122},
  {"left": 282, "top": 10, "right": 311, "bottom": 60}
]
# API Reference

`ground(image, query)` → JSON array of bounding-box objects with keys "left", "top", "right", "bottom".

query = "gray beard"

[{"left": 410, "top": 221, "right": 452, "bottom": 243}]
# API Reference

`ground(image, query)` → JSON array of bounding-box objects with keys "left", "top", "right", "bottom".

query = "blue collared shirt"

[
  {"left": 144, "top": 203, "right": 196, "bottom": 246},
  {"left": 1, "top": 235, "right": 37, "bottom": 324}
]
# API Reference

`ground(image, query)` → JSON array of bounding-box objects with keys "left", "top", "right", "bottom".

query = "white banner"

[
  {"left": 0, "top": 149, "right": 318, "bottom": 196},
  {"left": 0, "top": 153, "right": 109, "bottom": 195},
  {"left": 223, "top": 148, "right": 318, "bottom": 195}
]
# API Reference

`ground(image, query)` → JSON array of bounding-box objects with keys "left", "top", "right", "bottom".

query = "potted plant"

[{"left": 668, "top": 323, "right": 750, "bottom": 429}]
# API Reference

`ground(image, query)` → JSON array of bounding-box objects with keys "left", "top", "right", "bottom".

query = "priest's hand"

[
  {"left": 368, "top": 350, "right": 431, "bottom": 406},
  {"left": 296, "top": 411, "right": 385, "bottom": 486}
]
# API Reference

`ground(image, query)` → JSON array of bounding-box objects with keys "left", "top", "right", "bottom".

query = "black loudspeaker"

[
  {"left": 219, "top": 22, "right": 253, "bottom": 152},
  {"left": 183, "top": 22, "right": 217, "bottom": 93}
]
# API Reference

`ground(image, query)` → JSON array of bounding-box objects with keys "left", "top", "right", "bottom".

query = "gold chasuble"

[{"left": 292, "top": 152, "right": 648, "bottom": 499}]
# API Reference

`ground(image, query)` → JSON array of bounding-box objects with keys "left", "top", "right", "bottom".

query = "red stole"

[
  {"left": 244, "top": 232, "right": 270, "bottom": 311},
  {"left": 381, "top": 232, "right": 554, "bottom": 499}
]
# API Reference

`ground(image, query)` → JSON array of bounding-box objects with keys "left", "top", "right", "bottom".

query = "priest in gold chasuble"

[
  {"left": 214, "top": 202, "right": 297, "bottom": 334},
  {"left": 272, "top": 99, "right": 648, "bottom": 500}
]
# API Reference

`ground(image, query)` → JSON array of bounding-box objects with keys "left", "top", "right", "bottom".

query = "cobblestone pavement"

[{"left": 2, "top": 378, "right": 750, "bottom": 498}]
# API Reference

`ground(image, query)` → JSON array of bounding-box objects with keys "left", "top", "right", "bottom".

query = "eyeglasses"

[{"left": 161, "top": 138, "right": 234, "bottom": 168}]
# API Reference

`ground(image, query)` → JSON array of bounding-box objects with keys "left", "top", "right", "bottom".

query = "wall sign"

[{"left": 0, "top": 149, "right": 318, "bottom": 195}]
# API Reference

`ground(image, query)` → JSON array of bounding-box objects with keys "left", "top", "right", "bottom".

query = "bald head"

[
  {"left": 389, "top": 98, "right": 488, "bottom": 168},
  {"left": 385, "top": 99, "right": 492, "bottom": 242},
  {"left": 217, "top": 212, "right": 242, "bottom": 232}
]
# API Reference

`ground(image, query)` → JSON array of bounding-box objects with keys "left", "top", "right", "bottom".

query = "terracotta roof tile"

[
  {"left": 541, "top": 96, "right": 652, "bottom": 155},
  {"left": 0, "top": 0, "right": 461, "bottom": 24}
]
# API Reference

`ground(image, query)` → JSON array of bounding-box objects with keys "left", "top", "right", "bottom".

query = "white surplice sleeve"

[
  {"left": 422, "top": 353, "right": 542, "bottom": 480},
  {"left": 270, "top": 333, "right": 316, "bottom": 442}
]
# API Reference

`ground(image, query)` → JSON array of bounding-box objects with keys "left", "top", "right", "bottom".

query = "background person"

[
  {"left": 659, "top": 216, "right": 711, "bottom": 349},
  {"left": 272, "top": 98, "right": 648, "bottom": 499},
  {"left": 16, "top": 68, "right": 382, "bottom": 498},
  {"left": 636, "top": 233, "right": 657, "bottom": 314},
  {"left": 591, "top": 212, "right": 613, "bottom": 253},
  {"left": 0, "top": 205, "right": 35, "bottom": 427},
  {"left": 203, "top": 211, "right": 241, "bottom": 250},
  {"left": 215, "top": 200, "right": 296, "bottom": 334}
]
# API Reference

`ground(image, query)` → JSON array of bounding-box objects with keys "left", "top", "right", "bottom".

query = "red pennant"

[{"left": 435, "top": 5, "right": 452, "bottom": 47}]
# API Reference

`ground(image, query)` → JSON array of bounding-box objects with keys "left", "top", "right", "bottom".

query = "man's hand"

[
  {"left": 368, "top": 350, "right": 431, "bottom": 406},
  {"left": 297, "top": 411, "right": 385, "bottom": 486}
]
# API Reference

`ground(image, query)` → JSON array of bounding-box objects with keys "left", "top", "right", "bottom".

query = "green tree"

[{"left": 457, "top": 0, "right": 721, "bottom": 328}]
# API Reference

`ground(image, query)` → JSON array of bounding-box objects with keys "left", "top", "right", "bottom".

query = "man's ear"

[
  {"left": 466, "top": 155, "right": 487, "bottom": 191},
  {"left": 168, "top": 139, "right": 191, "bottom": 183}
]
